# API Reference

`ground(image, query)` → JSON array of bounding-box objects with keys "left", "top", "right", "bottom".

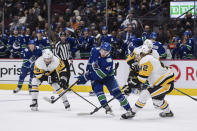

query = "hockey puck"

[{"left": 51, "top": 96, "right": 55, "bottom": 99}]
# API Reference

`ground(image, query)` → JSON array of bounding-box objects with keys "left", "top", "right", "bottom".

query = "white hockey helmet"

[
  {"left": 42, "top": 49, "right": 53, "bottom": 59},
  {"left": 141, "top": 45, "right": 150, "bottom": 54},
  {"left": 143, "top": 39, "right": 153, "bottom": 50}
]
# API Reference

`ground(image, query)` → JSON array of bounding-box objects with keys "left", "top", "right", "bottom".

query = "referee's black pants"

[{"left": 63, "top": 60, "right": 71, "bottom": 87}]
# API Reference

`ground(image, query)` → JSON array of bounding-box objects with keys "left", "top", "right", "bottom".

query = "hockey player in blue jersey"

[
  {"left": 121, "top": 24, "right": 142, "bottom": 56},
  {"left": 179, "top": 31, "right": 194, "bottom": 59},
  {"left": 64, "top": 27, "right": 78, "bottom": 57},
  {"left": 24, "top": 27, "right": 32, "bottom": 43},
  {"left": 171, "top": 37, "right": 181, "bottom": 59},
  {"left": 149, "top": 32, "right": 167, "bottom": 58},
  {"left": 100, "top": 26, "right": 114, "bottom": 44},
  {"left": 8, "top": 26, "right": 25, "bottom": 58},
  {"left": 34, "top": 30, "right": 51, "bottom": 49},
  {"left": 0, "top": 31, "right": 10, "bottom": 58},
  {"left": 78, "top": 27, "right": 95, "bottom": 58},
  {"left": 141, "top": 25, "right": 151, "bottom": 41},
  {"left": 20, "top": 26, "right": 28, "bottom": 50},
  {"left": 13, "top": 40, "right": 42, "bottom": 93},
  {"left": 76, "top": 42, "right": 133, "bottom": 119}
]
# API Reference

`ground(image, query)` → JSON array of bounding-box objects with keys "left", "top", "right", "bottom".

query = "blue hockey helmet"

[
  {"left": 28, "top": 40, "right": 35, "bottom": 45},
  {"left": 40, "top": 29, "right": 45, "bottom": 34},
  {"left": 173, "top": 36, "right": 180, "bottom": 42},
  {"left": 100, "top": 42, "right": 111, "bottom": 52},
  {"left": 102, "top": 26, "right": 108, "bottom": 30},
  {"left": 36, "top": 29, "right": 42, "bottom": 34},
  {"left": 83, "top": 27, "right": 89, "bottom": 32},
  {"left": 184, "top": 30, "right": 191, "bottom": 36},
  {"left": 149, "top": 32, "right": 157, "bottom": 39},
  {"left": 13, "top": 26, "right": 19, "bottom": 31},
  {"left": 21, "top": 26, "right": 26, "bottom": 31}
]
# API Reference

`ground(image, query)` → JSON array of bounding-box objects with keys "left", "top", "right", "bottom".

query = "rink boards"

[{"left": 0, "top": 59, "right": 197, "bottom": 96}]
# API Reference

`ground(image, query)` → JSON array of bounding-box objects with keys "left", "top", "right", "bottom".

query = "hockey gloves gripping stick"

[{"left": 43, "top": 80, "right": 79, "bottom": 104}]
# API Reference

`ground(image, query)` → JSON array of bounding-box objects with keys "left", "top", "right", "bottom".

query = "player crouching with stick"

[
  {"left": 76, "top": 42, "right": 134, "bottom": 119},
  {"left": 30, "top": 49, "right": 70, "bottom": 111},
  {"left": 128, "top": 45, "right": 175, "bottom": 118}
]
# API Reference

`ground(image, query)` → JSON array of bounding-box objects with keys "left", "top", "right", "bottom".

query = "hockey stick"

[
  {"left": 174, "top": 88, "right": 197, "bottom": 101},
  {"left": 70, "top": 89, "right": 98, "bottom": 108},
  {"left": 43, "top": 80, "right": 79, "bottom": 104},
  {"left": 114, "top": 62, "right": 119, "bottom": 76},
  {"left": 78, "top": 85, "right": 127, "bottom": 116}
]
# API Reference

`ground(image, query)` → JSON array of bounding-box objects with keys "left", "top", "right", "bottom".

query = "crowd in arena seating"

[{"left": 0, "top": 0, "right": 195, "bottom": 59}]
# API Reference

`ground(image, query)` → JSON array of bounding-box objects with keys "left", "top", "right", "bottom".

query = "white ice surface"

[{"left": 0, "top": 90, "right": 197, "bottom": 131}]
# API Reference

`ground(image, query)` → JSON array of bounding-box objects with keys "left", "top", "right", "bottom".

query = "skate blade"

[
  {"left": 106, "top": 112, "right": 115, "bottom": 117},
  {"left": 65, "top": 107, "right": 71, "bottom": 111},
  {"left": 30, "top": 107, "right": 38, "bottom": 111}
]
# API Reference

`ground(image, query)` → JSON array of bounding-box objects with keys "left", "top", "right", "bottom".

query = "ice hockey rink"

[{"left": 0, "top": 90, "right": 197, "bottom": 131}]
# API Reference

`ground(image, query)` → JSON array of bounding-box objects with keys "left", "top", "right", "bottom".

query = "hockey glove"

[
  {"left": 122, "top": 85, "right": 132, "bottom": 95},
  {"left": 92, "top": 61, "right": 99, "bottom": 70},
  {"left": 59, "top": 76, "right": 68, "bottom": 89},
  {"left": 76, "top": 74, "right": 89, "bottom": 85}
]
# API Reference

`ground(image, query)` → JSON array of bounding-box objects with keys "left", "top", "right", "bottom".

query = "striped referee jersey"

[{"left": 54, "top": 41, "right": 71, "bottom": 60}]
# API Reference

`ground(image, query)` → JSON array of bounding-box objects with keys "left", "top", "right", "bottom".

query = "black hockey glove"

[
  {"left": 59, "top": 76, "right": 68, "bottom": 89},
  {"left": 122, "top": 85, "right": 132, "bottom": 95}
]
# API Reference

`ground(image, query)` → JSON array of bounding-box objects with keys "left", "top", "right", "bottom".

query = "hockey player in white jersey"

[
  {"left": 30, "top": 49, "right": 70, "bottom": 111},
  {"left": 123, "top": 39, "right": 159, "bottom": 95},
  {"left": 123, "top": 45, "right": 175, "bottom": 119}
]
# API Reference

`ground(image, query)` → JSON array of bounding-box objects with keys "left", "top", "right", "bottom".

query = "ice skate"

[
  {"left": 13, "top": 88, "right": 21, "bottom": 94},
  {"left": 159, "top": 111, "right": 174, "bottom": 118},
  {"left": 89, "top": 91, "right": 95, "bottom": 96},
  {"left": 121, "top": 109, "right": 135, "bottom": 119},
  {"left": 30, "top": 99, "right": 38, "bottom": 111},
  {"left": 28, "top": 89, "right": 32, "bottom": 95},
  {"left": 63, "top": 100, "right": 71, "bottom": 110},
  {"left": 104, "top": 105, "right": 114, "bottom": 116}
]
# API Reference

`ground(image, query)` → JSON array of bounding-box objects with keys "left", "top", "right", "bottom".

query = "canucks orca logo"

[{"left": 13, "top": 41, "right": 20, "bottom": 49}]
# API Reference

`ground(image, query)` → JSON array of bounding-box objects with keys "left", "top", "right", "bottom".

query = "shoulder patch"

[
  {"left": 96, "top": 47, "right": 100, "bottom": 50},
  {"left": 24, "top": 48, "right": 28, "bottom": 52},
  {"left": 106, "top": 58, "right": 112, "bottom": 63}
]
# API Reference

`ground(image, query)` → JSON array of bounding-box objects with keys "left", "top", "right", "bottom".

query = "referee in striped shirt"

[{"left": 54, "top": 32, "right": 72, "bottom": 88}]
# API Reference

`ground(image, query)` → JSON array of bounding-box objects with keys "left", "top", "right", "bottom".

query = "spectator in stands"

[
  {"left": 8, "top": 26, "right": 25, "bottom": 58},
  {"left": 78, "top": 27, "right": 95, "bottom": 59},
  {"left": 0, "top": 30, "right": 10, "bottom": 58}
]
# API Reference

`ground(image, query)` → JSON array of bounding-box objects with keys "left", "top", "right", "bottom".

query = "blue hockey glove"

[
  {"left": 92, "top": 61, "right": 99, "bottom": 70},
  {"left": 76, "top": 75, "right": 88, "bottom": 85}
]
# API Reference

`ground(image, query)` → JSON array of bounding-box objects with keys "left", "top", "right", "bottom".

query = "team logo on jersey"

[
  {"left": 13, "top": 41, "right": 20, "bottom": 49},
  {"left": 169, "top": 64, "right": 181, "bottom": 82}
]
